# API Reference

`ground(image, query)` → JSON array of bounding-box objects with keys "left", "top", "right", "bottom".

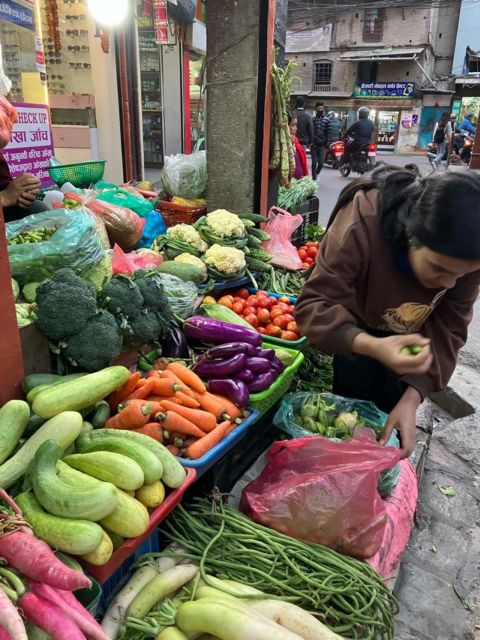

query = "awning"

[
  {"left": 455, "top": 75, "right": 480, "bottom": 86},
  {"left": 339, "top": 47, "right": 425, "bottom": 62}
]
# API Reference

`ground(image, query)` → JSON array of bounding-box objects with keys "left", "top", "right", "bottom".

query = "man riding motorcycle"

[{"left": 343, "top": 106, "right": 374, "bottom": 161}]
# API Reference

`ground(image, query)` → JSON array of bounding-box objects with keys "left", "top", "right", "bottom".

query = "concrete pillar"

[{"left": 470, "top": 110, "right": 480, "bottom": 170}]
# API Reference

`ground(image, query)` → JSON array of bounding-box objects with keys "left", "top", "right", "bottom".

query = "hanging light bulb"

[{"left": 87, "top": 0, "right": 129, "bottom": 27}]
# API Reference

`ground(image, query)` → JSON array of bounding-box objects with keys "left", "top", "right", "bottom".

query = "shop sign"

[
  {"left": 0, "top": 0, "right": 34, "bottom": 31},
  {"left": 353, "top": 82, "right": 415, "bottom": 98},
  {"left": 2, "top": 103, "right": 54, "bottom": 187},
  {"left": 153, "top": 0, "right": 168, "bottom": 44},
  {"left": 286, "top": 25, "right": 332, "bottom": 53},
  {"left": 451, "top": 99, "right": 461, "bottom": 119}
]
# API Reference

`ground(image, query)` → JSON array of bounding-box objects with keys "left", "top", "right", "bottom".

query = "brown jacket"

[{"left": 295, "top": 188, "right": 480, "bottom": 399}]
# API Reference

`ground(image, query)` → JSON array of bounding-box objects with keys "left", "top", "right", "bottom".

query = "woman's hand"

[
  {"left": 0, "top": 174, "right": 40, "bottom": 208},
  {"left": 352, "top": 332, "right": 433, "bottom": 375},
  {"left": 380, "top": 386, "right": 421, "bottom": 458}
]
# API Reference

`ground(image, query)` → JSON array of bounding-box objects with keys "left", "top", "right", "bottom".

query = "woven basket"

[{"left": 157, "top": 200, "right": 206, "bottom": 227}]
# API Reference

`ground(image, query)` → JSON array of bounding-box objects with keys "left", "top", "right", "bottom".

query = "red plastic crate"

[{"left": 82, "top": 467, "right": 196, "bottom": 584}]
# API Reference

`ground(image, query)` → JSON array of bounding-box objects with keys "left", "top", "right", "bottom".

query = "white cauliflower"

[
  {"left": 167, "top": 224, "right": 208, "bottom": 252},
  {"left": 206, "top": 210, "right": 245, "bottom": 238},
  {"left": 203, "top": 244, "right": 246, "bottom": 276},
  {"left": 174, "top": 253, "right": 208, "bottom": 281}
]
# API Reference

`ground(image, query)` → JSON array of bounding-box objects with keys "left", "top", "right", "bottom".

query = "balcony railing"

[{"left": 313, "top": 83, "right": 337, "bottom": 92}]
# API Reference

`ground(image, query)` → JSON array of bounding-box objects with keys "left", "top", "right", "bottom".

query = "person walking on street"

[
  {"left": 312, "top": 104, "right": 326, "bottom": 179},
  {"left": 325, "top": 111, "right": 342, "bottom": 146},
  {"left": 459, "top": 112, "right": 477, "bottom": 136},
  {"left": 293, "top": 96, "right": 314, "bottom": 149},
  {"left": 431, "top": 112, "right": 452, "bottom": 169}
]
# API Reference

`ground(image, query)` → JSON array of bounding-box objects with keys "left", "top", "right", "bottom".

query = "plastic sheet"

[
  {"left": 161, "top": 151, "right": 207, "bottom": 199},
  {"left": 241, "top": 431, "right": 402, "bottom": 559},
  {"left": 111, "top": 245, "right": 163, "bottom": 276},
  {"left": 95, "top": 184, "right": 154, "bottom": 218},
  {"left": 261, "top": 206, "right": 303, "bottom": 270}
]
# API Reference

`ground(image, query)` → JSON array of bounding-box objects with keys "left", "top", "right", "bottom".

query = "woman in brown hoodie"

[{"left": 295, "top": 166, "right": 480, "bottom": 458}]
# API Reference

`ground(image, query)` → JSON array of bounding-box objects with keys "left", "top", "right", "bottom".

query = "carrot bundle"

[
  {"left": 105, "top": 402, "right": 152, "bottom": 430},
  {"left": 159, "top": 400, "right": 217, "bottom": 433},
  {"left": 156, "top": 411, "right": 206, "bottom": 439}
]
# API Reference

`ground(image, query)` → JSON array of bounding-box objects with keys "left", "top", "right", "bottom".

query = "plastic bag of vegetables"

[
  {"left": 161, "top": 151, "right": 207, "bottom": 199},
  {"left": 154, "top": 273, "right": 198, "bottom": 318},
  {"left": 6, "top": 208, "right": 106, "bottom": 286}
]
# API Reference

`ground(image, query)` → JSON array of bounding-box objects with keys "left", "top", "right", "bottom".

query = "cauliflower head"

[
  {"left": 203, "top": 244, "right": 246, "bottom": 276},
  {"left": 174, "top": 253, "right": 208, "bottom": 281},
  {"left": 167, "top": 224, "right": 207, "bottom": 252},
  {"left": 206, "top": 210, "right": 245, "bottom": 238}
]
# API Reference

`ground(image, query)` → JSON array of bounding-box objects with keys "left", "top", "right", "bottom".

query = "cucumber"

[
  {"left": 31, "top": 440, "right": 119, "bottom": 521},
  {"left": 0, "top": 400, "right": 30, "bottom": 464},
  {"left": 100, "top": 490, "right": 150, "bottom": 538},
  {"left": 22, "top": 373, "right": 61, "bottom": 394},
  {"left": 16, "top": 491, "right": 104, "bottom": 555},
  {"left": 90, "top": 401, "right": 111, "bottom": 428},
  {"left": 156, "top": 261, "right": 205, "bottom": 284},
  {"left": 25, "top": 414, "right": 47, "bottom": 437},
  {"left": 0, "top": 412, "right": 83, "bottom": 489},
  {"left": 103, "top": 528, "right": 125, "bottom": 550},
  {"left": 80, "top": 531, "right": 113, "bottom": 566},
  {"left": 76, "top": 434, "right": 163, "bottom": 485},
  {"left": 238, "top": 213, "right": 268, "bottom": 223},
  {"left": 54, "top": 551, "right": 84, "bottom": 573},
  {"left": 26, "top": 373, "right": 88, "bottom": 404},
  {"left": 79, "top": 421, "right": 94, "bottom": 437},
  {"left": 57, "top": 460, "right": 100, "bottom": 488},
  {"left": 96, "top": 429, "right": 186, "bottom": 489},
  {"left": 248, "top": 227, "right": 271, "bottom": 241},
  {"left": 63, "top": 452, "right": 145, "bottom": 491},
  {"left": 33, "top": 366, "right": 129, "bottom": 419}
]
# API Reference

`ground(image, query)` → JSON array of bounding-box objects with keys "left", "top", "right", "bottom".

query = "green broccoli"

[
  {"left": 36, "top": 268, "right": 98, "bottom": 340},
  {"left": 101, "top": 275, "right": 144, "bottom": 319},
  {"left": 134, "top": 272, "right": 175, "bottom": 325},
  {"left": 125, "top": 309, "right": 163, "bottom": 346},
  {"left": 63, "top": 310, "right": 123, "bottom": 371}
]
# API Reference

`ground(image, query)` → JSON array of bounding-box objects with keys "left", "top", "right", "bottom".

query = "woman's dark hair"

[
  {"left": 438, "top": 111, "right": 449, "bottom": 129},
  {"left": 287, "top": 111, "right": 294, "bottom": 125},
  {"left": 328, "top": 163, "right": 480, "bottom": 261}
]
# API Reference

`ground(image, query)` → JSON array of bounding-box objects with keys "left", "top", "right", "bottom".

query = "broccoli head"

[
  {"left": 63, "top": 309, "right": 123, "bottom": 371},
  {"left": 101, "top": 275, "right": 144, "bottom": 319},
  {"left": 134, "top": 272, "right": 175, "bottom": 324},
  {"left": 124, "top": 309, "right": 163, "bottom": 347},
  {"left": 36, "top": 268, "right": 98, "bottom": 341}
]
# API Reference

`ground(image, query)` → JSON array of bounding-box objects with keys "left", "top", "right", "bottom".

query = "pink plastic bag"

[
  {"left": 261, "top": 206, "right": 303, "bottom": 270},
  {"left": 240, "top": 430, "right": 402, "bottom": 559},
  {"left": 111, "top": 244, "right": 163, "bottom": 276}
]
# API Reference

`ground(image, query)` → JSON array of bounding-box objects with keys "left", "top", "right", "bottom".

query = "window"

[
  {"left": 313, "top": 59, "right": 332, "bottom": 88},
  {"left": 363, "top": 9, "right": 385, "bottom": 42},
  {"left": 357, "top": 61, "right": 377, "bottom": 83}
]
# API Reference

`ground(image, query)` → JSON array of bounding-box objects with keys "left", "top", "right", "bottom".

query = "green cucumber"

[
  {"left": 90, "top": 401, "right": 111, "bottom": 428},
  {"left": 99, "top": 490, "right": 149, "bottom": 538},
  {"left": 22, "top": 373, "right": 61, "bottom": 394},
  {"left": 26, "top": 373, "right": 88, "bottom": 404},
  {"left": 157, "top": 261, "right": 205, "bottom": 284},
  {"left": 238, "top": 213, "right": 268, "bottom": 223},
  {"left": 16, "top": 491, "right": 103, "bottom": 555},
  {"left": 31, "top": 440, "right": 119, "bottom": 521},
  {"left": 63, "top": 452, "right": 145, "bottom": 491},
  {"left": 54, "top": 551, "right": 84, "bottom": 573},
  {"left": 33, "top": 366, "right": 129, "bottom": 419},
  {"left": 76, "top": 433, "right": 163, "bottom": 485},
  {"left": 25, "top": 414, "right": 47, "bottom": 437},
  {"left": 0, "top": 400, "right": 30, "bottom": 464},
  {"left": 199, "top": 304, "right": 253, "bottom": 329}
]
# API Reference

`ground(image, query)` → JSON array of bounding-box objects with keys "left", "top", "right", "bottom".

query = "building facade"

[{"left": 286, "top": 1, "right": 461, "bottom": 151}]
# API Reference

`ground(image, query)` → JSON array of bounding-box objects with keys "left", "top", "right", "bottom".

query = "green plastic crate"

[
  {"left": 48, "top": 160, "right": 106, "bottom": 188},
  {"left": 76, "top": 578, "right": 102, "bottom": 616},
  {"left": 249, "top": 345, "right": 304, "bottom": 415}
]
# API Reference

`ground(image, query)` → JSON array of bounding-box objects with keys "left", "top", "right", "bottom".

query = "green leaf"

[{"left": 438, "top": 485, "right": 456, "bottom": 497}]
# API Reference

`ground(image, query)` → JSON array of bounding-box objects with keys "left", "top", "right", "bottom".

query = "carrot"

[
  {"left": 125, "top": 378, "right": 157, "bottom": 401},
  {"left": 209, "top": 393, "right": 242, "bottom": 420},
  {"left": 150, "top": 378, "right": 183, "bottom": 396},
  {"left": 167, "top": 362, "right": 207, "bottom": 394},
  {"left": 105, "top": 403, "right": 152, "bottom": 429},
  {"left": 175, "top": 391, "right": 200, "bottom": 408},
  {"left": 160, "top": 370, "right": 196, "bottom": 398},
  {"left": 156, "top": 411, "right": 206, "bottom": 438},
  {"left": 194, "top": 391, "right": 231, "bottom": 420},
  {"left": 20, "top": 592, "right": 86, "bottom": 640},
  {"left": 108, "top": 372, "right": 141, "bottom": 409},
  {"left": 166, "top": 445, "right": 180, "bottom": 456},
  {"left": 146, "top": 394, "right": 184, "bottom": 405},
  {"left": 160, "top": 400, "right": 217, "bottom": 433},
  {"left": 133, "top": 423, "right": 163, "bottom": 442},
  {"left": 186, "top": 421, "right": 231, "bottom": 459}
]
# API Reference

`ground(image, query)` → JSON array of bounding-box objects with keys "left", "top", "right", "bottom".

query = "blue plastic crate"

[
  {"left": 198, "top": 273, "right": 258, "bottom": 292},
  {"left": 179, "top": 408, "right": 260, "bottom": 478}
]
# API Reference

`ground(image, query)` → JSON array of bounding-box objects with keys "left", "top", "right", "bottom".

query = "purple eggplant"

[
  {"left": 208, "top": 379, "right": 249, "bottom": 407},
  {"left": 162, "top": 326, "right": 190, "bottom": 358},
  {"left": 238, "top": 369, "right": 255, "bottom": 383},
  {"left": 246, "top": 357, "right": 271, "bottom": 373},
  {"left": 207, "top": 342, "right": 258, "bottom": 359},
  {"left": 184, "top": 316, "right": 262, "bottom": 347},
  {"left": 256, "top": 348, "right": 275, "bottom": 361},
  {"left": 270, "top": 357, "right": 286, "bottom": 373},
  {"left": 193, "top": 353, "right": 247, "bottom": 378},
  {"left": 248, "top": 372, "right": 276, "bottom": 393}
]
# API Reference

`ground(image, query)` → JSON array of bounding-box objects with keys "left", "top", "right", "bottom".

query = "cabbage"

[{"left": 154, "top": 273, "right": 198, "bottom": 319}]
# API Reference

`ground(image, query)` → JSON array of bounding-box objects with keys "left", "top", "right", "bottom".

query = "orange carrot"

[
  {"left": 167, "top": 362, "right": 207, "bottom": 394},
  {"left": 133, "top": 423, "right": 163, "bottom": 442},
  {"left": 209, "top": 394, "right": 242, "bottom": 420},
  {"left": 194, "top": 392, "right": 231, "bottom": 420},
  {"left": 166, "top": 445, "right": 181, "bottom": 456},
  {"left": 125, "top": 378, "right": 157, "bottom": 401},
  {"left": 160, "top": 370, "right": 196, "bottom": 398},
  {"left": 175, "top": 391, "right": 200, "bottom": 408},
  {"left": 105, "top": 402, "right": 152, "bottom": 429},
  {"left": 186, "top": 421, "right": 231, "bottom": 459},
  {"left": 108, "top": 372, "right": 141, "bottom": 409},
  {"left": 151, "top": 378, "right": 183, "bottom": 396},
  {"left": 147, "top": 394, "right": 184, "bottom": 405},
  {"left": 135, "top": 378, "right": 149, "bottom": 387},
  {"left": 159, "top": 400, "right": 217, "bottom": 433},
  {"left": 156, "top": 411, "right": 206, "bottom": 438}
]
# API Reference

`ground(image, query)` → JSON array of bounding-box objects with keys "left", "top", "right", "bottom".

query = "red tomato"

[
  {"left": 257, "top": 308, "right": 270, "bottom": 324},
  {"left": 298, "top": 249, "right": 307, "bottom": 261},
  {"left": 273, "top": 315, "right": 290, "bottom": 330},
  {"left": 218, "top": 296, "right": 233, "bottom": 309},
  {"left": 265, "top": 323, "right": 282, "bottom": 337},
  {"left": 243, "top": 305, "right": 256, "bottom": 317},
  {"left": 307, "top": 246, "right": 318, "bottom": 258},
  {"left": 270, "top": 308, "right": 283, "bottom": 320},
  {"left": 268, "top": 296, "right": 277, "bottom": 304},
  {"left": 236, "top": 288, "right": 249, "bottom": 300},
  {"left": 299, "top": 246, "right": 308, "bottom": 252},
  {"left": 301, "top": 262, "right": 310, "bottom": 269},
  {"left": 257, "top": 326, "right": 267, "bottom": 334},
  {"left": 287, "top": 305, "right": 295, "bottom": 315},
  {"left": 244, "top": 314, "right": 258, "bottom": 328},
  {"left": 258, "top": 297, "right": 273, "bottom": 309},
  {"left": 276, "top": 302, "right": 289, "bottom": 311},
  {"left": 282, "top": 314, "right": 295, "bottom": 324},
  {"left": 281, "top": 330, "right": 299, "bottom": 341},
  {"left": 232, "top": 301, "right": 245, "bottom": 314},
  {"left": 246, "top": 296, "right": 259, "bottom": 307},
  {"left": 287, "top": 320, "right": 300, "bottom": 334},
  {"left": 305, "top": 257, "right": 314, "bottom": 265}
]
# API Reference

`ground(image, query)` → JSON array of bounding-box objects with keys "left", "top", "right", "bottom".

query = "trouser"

[
  {"left": 2, "top": 198, "right": 49, "bottom": 223},
  {"left": 434, "top": 140, "right": 446, "bottom": 167},
  {"left": 311, "top": 144, "right": 327, "bottom": 178}
]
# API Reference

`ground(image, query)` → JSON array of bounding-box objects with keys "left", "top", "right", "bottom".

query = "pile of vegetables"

[
  {"left": 292, "top": 395, "right": 365, "bottom": 439},
  {"left": 0, "top": 490, "right": 110, "bottom": 640},
  {"left": 296, "top": 240, "right": 319, "bottom": 270},
  {"left": 269, "top": 59, "right": 296, "bottom": 187},
  {"left": 295, "top": 343, "right": 333, "bottom": 393},
  {"left": 277, "top": 176, "right": 317, "bottom": 213},
  {"left": 257, "top": 267, "right": 307, "bottom": 298},
  {"left": 7, "top": 226, "right": 59, "bottom": 246}
]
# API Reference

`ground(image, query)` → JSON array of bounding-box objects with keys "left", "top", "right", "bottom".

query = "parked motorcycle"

[
  {"left": 323, "top": 140, "right": 345, "bottom": 169},
  {"left": 338, "top": 138, "right": 377, "bottom": 177}
]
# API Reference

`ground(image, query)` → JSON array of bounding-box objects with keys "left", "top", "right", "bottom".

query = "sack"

[
  {"left": 111, "top": 244, "right": 163, "bottom": 276},
  {"left": 273, "top": 392, "right": 401, "bottom": 497},
  {"left": 161, "top": 151, "right": 207, "bottom": 199},
  {"left": 261, "top": 206, "right": 303, "bottom": 270},
  {"left": 240, "top": 432, "right": 402, "bottom": 559},
  {"left": 433, "top": 126, "right": 445, "bottom": 143},
  {"left": 6, "top": 209, "right": 105, "bottom": 286}
]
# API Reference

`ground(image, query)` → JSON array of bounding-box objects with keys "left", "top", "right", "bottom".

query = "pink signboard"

[{"left": 2, "top": 102, "right": 54, "bottom": 187}]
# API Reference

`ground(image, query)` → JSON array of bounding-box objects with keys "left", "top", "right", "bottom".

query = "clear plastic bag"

[
  {"left": 6, "top": 208, "right": 105, "bottom": 286},
  {"left": 111, "top": 244, "right": 163, "bottom": 276},
  {"left": 241, "top": 432, "right": 402, "bottom": 559},
  {"left": 261, "top": 207, "right": 303, "bottom": 270},
  {"left": 274, "top": 392, "right": 401, "bottom": 497},
  {"left": 95, "top": 184, "right": 154, "bottom": 218},
  {"left": 154, "top": 273, "right": 198, "bottom": 318},
  {"left": 86, "top": 198, "right": 145, "bottom": 250},
  {"left": 161, "top": 151, "right": 207, "bottom": 199}
]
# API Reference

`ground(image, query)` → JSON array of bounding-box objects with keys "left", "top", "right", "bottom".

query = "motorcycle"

[
  {"left": 427, "top": 130, "right": 473, "bottom": 167},
  {"left": 459, "top": 132, "right": 473, "bottom": 163},
  {"left": 323, "top": 140, "right": 345, "bottom": 169},
  {"left": 338, "top": 138, "right": 377, "bottom": 177}
]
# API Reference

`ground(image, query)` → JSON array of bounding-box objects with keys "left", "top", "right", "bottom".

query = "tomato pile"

[
  {"left": 217, "top": 288, "right": 301, "bottom": 341},
  {"left": 297, "top": 241, "right": 319, "bottom": 270}
]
